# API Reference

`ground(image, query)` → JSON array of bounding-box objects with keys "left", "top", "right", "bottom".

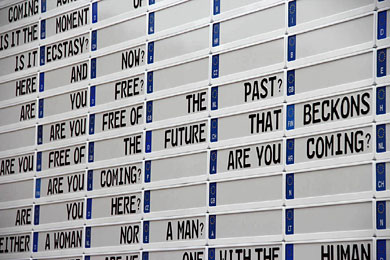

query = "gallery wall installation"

[{"left": 0, "top": 0, "right": 389, "bottom": 259}]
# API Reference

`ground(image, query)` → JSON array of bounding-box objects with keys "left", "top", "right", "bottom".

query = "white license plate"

[
  {"left": 92, "top": 74, "right": 145, "bottom": 106},
  {"left": 147, "top": 88, "right": 208, "bottom": 123},
  {"left": 145, "top": 183, "right": 206, "bottom": 213},
  {"left": 33, "top": 227, "right": 83, "bottom": 252},
  {"left": 0, "top": 0, "right": 39, "bottom": 27},
  {"left": 0, "top": 152, "right": 34, "bottom": 176},
  {"left": 211, "top": 175, "right": 282, "bottom": 207},
  {"left": 89, "top": 133, "right": 143, "bottom": 162},
  {"left": 210, "top": 209, "right": 282, "bottom": 239},
  {"left": 40, "top": 60, "right": 89, "bottom": 91},
  {"left": 0, "top": 126, "right": 35, "bottom": 152},
  {"left": 39, "top": 116, "right": 87, "bottom": 144},
  {"left": 86, "top": 222, "right": 141, "bottom": 248},
  {"left": 0, "top": 205, "right": 32, "bottom": 229},
  {"left": 286, "top": 125, "right": 373, "bottom": 165},
  {"left": 147, "top": 57, "right": 208, "bottom": 94},
  {"left": 150, "top": 26, "right": 209, "bottom": 63},
  {"left": 212, "top": 106, "right": 283, "bottom": 142},
  {"left": 144, "top": 215, "right": 206, "bottom": 243},
  {"left": 286, "top": 240, "right": 372, "bottom": 260},
  {"left": 217, "top": 4, "right": 285, "bottom": 45},
  {"left": 0, "top": 74, "right": 37, "bottom": 102},
  {"left": 37, "top": 143, "right": 87, "bottom": 172},
  {"left": 150, "top": 0, "right": 209, "bottom": 34},
  {"left": 41, "top": 88, "right": 88, "bottom": 118},
  {"left": 212, "top": 72, "right": 284, "bottom": 110},
  {"left": 42, "top": 5, "right": 90, "bottom": 39},
  {"left": 93, "top": 45, "right": 146, "bottom": 79},
  {"left": 35, "top": 199, "right": 84, "bottom": 225},
  {"left": 287, "top": 88, "right": 372, "bottom": 130},
  {"left": 145, "top": 152, "right": 207, "bottom": 183},
  {"left": 93, "top": 15, "right": 146, "bottom": 50},
  {"left": 288, "top": 164, "right": 372, "bottom": 200},
  {"left": 91, "top": 103, "right": 143, "bottom": 134},
  {"left": 0, "top": 179, "right": 33, "bottom": 203},
  {"left": 211, "top": 139, "right": 283, "bottom": 174},
  {"left": 146, "top": 120, "right": 208, "bottom": 152},
  {"left": 95, "top": 0, "right": 146, "bottom": 22},
  {"left": 36, "top": 171, "right": 85, "bottom": 198},
  {"left": 0, "top": 100, "right": 36, "bottom": 127},
  {"left": 0, "top": 48, "right": 38, "bottom": 76},
  {"left": 89, "top": 162, "right": 142, "bottom": 191},
  {"left": 0, "top": 22, "right": 39, "bottom": 52},
  {"left": 288, "top": 52, "right": 373, "bottom": 96},
  {"left": 41, "top": 33, "right": 89, "bottom": 65},
  {"left": 286, "top": 201, "right": 372, "bottom": 236},
  {"left": 144, "top": 248, "right": 205, "bottom": 260},
  {"left": 86, "top": 192, "right": 142, "bottom": 219}
]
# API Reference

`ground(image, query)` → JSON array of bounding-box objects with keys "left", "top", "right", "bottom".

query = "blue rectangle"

[
  {"left": 85, "top": 257, "right": 90, "bottom": 260},
  {"left": 33, "top": 232, "right": 38, "bottom": 252},
  {"left": 37, "top": 125, "right": 43, "bottom": 145},
  {"left": 144, "top": 190, "right": 150, "bottom": 213},
  {"left": 286, "top": 104, "right": 295, "bottom": 130},
  {"left": 91, "top": 30, "right": 97, "bottom": 51},
  {"left": 143, "top": 252, "right": 149, "bottom": 260},
  {"left": 209, "top": 182, "right": 217, "bottom": 206},
  {"left": 35, "top": 178, "right": 41, "bottom": 198},
  {"left": 211, "top": 86, "right": 218, "bottom": 110},
  {"left": 286, "top": 173, "right": 294, "bottom": 199},
  {"left": 209, "top": 215, "right": 216, "bottom": 239},
  {"left": 36, "top": 152, "right": 42, "bottom": 172},
  {"left": 213, "top": 0, "right": 220, "bottom": 15},
  {"left": 148, "top": 42, "right": 154, "bottom": 64},
  {"left": 89, "top": 114, "right": 95, "bottom": 135},
  {"left": 285, "top": 209, "right": 294, "bottom": 234},
  {"left": 143, "top": 221, "right": 150, "bottom": 243},
  {"left": 40, "top": 20, "right": 46, "bottom": 39},
  {"left": 88, "top": 142, "right": 95, "bottom": 162},
  {"left": 286, "top": 139, "right": 295, "bottom": 165},
  {"left": 377, "top": 86, "right": 387, "bottom": 115},
  {"left": 377, "top": 124, "right": 387, "bottom": 153},
  {"left": 40, "top": 46, "right": 45, "bottom": 66},
  {"left": 377, "top": 201, "right": 386, "bottom": 229},
  {"left": 288, "top": 1, "right": 296, "bottom": 27},
  {"left": 287, "top": 35, "right": 296, "bottom": 61},
  {"left": 85, "top": 227, "right": 91, "bottom": 248},
  {"left": 377, "top": 239, "right": 386, "bottom": 260},
  {"left": 378, "top": 49, "right": 387, "bottom": 77},
  {"left": 212, "top": 55, "right": 219, "bottom": 79},
  {"left": 145, "top": 131, "right": 152, "bottom": 153},
  {"left": 209, "top": 248, "right": 216, "bottom": 260},
  {"left": 91, "top": 58, "right": 96, "bottom": 79},
  {"left": 146, "top": 101, "right": 153, "bottom": 123},
  {"left": 145, "top": 160, "right": 151, "bottom": 183},
  {"left": 378, "top": 11, "right": 387, "bottom": 40},
  {"left": 148, "top": 12, "right": 155, "bottom": 34},
  {"left": 90, "top": 86, "right": 96, "bottom": 107},
  {"left": 86, "top": 198, "right": 92, "bottom": 219},
  {"left": 210, "top": 150, "right": 217, "bottom": 174},
  {"left": 149, "top": 0, "right": 155, "bottom": 4},
  {"left": 286, "top": 244, "right": 294, "bottom": 260},
  {"left": 34, "top": 205, "right": 40, "bottom": 225},
  {"left": 39, "top": 72, "right": 44, "bottom": 92},
  {"left": 377, "top": 163, "right": 386, "bottom": 191},
  {"left": 38, "top": 98, "right": 44, "bottom": 118},
  {"left": 210, "top": 118, "right": 218, "bottom": 142},
  {"left": 147, "top": 72, "right": 153, "bottom": 93},
  {"left": 41, "top": 0, "right": 46, "bottom": 13},
  {"left": 212, "top": 23, "right": 220, "bottom": 47},
  {"left": 87, "top": 170, "right": 93, "bottom": 191},
  {"left": 92, "top": 2, "right": 98, "bottom": 23},
  {"left": 287, "top": 70, "right": 295, "bottom": 96}
]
